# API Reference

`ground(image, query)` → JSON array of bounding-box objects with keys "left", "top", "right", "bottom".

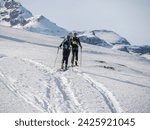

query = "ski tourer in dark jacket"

[
  {"left": 71, "top": 32, "right": 82, "bottom": 66},
  {"left": 59, "top": 35, "right": 72, "bottom": 70}
]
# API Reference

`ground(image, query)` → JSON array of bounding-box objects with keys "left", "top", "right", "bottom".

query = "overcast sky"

[{"left": 19, "top": 0, "right": 150, "bottom": 45}]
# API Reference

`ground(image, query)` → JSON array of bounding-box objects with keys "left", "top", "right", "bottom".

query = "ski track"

[
  {"left": 0, "top": 56, "right": 123, "bottom": 113},
  {"left": 0, "top": 57, "right": 83, "bottom": 112},
  {"left": 0, "top": 70, "right": 44, "bottom": 112},
  {"left": 72, "top": 68, "right": 123, "bottom": 113},
  {"left": 21, "top": 58, "right": 84, "bottom": 112},
  {"left": 22, "top": 58, "right": 123, "bottom": 113}
]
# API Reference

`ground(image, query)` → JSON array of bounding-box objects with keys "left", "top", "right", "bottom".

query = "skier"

[
  {"left": 71, "top": 32, "right": 82, "bottom": 66},
  {"left": 59, "top": 35, "right": 72, "bottom": 70}
]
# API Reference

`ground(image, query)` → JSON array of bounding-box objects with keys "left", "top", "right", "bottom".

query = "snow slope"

[{"left": 0, "top": 25, "right": 150, "bottom": 113}]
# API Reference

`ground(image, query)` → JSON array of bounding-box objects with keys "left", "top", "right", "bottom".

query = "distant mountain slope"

[
  {"left": 112, "top": 45, "right": 150, "bottom": 55},
  {"left": 127, "top": 45, "right": 150, "bottom": 54},
  {"left": 0, "top": 0, "right": 68, "bottom": 37},
  {"left": 17, "top": 15, "right": 68, "bottom": 37},
  {"left": 78, "top": 31, "right": 111, "bottom": 47},
  {"left": 77, "top": 30, "right": 130, "bottom": 47},
  {"left": 94, "top": 30, "right": 130, "bottom": 45},
  {"left": 78, "top": 30, "right": 150, "bottom": 56}
]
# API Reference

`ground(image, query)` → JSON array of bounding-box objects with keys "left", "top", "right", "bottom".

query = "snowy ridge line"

[
  {"left": 21, "top": 58, "right": 85, "bottom": 112},
  {"left": 73, "top": 68, "right": 123, "bottom": 113},
  {"left": 0, "top": 70, "right": 44, "bottom": 112}
]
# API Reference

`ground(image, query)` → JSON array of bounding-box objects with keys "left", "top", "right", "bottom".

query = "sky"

[{"left": 19, "top": 0, "right": 150, "bottom": 45}]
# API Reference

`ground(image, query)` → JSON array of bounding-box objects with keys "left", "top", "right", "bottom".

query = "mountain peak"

[
  {"left": 1, "top": 0, "right": 21, "bottom": 8},
  {"left": 0, "top": 0, "right": 68, "bottom": 37},
  {"left": 0, "top": 0, "right": 32, "bottom": 26},
  {"left": 92, "top": 30, "right": 130, "bottom": 45},
  {"left": 35, "top": 15, "right": 47, "bottom": 21},
  {"left": 77, "top": 30, "right": 130, "bottom": 47}
]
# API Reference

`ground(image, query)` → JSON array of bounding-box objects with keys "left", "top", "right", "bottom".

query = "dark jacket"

[
  {"left": 59, "top": 39, "right": 72, "bottom": 50},
  {"left": 72, "top": 36, "right": 82, "bottom": 48}
]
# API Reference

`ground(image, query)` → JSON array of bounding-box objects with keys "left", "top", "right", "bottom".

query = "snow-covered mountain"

[
  {"left": 112, "top": 45, "right": 150, "bottom": 56},
  {"left": 78, "top": 31, "right": 112, "bottom": 47},
  {"left": 127, "top": 45, "right": 150, "bottom": 54},
  {"left": 19, "top": 15, "right": 68, "bottom": 37},
  {"left": 0, "top": 0, "right": 68, "bottom": 37},
  {"left": 77, "top": 30, "right": 130, "bottom": 47},
  {"left": 0, "top": 25, "right": 150, "bottom": 113},
  {"left": 112, "top": 45, "right": 130, "bottom": 53},
  {"left": 94, "top": 30, "right": 130, "bottom": 45},
  {"left": 0, "top": 0, "right": 32, "bottom": 26}
]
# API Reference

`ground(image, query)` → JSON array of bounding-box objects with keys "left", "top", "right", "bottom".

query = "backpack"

[
  {"left": 72, "top": 37, "right": 79, "bottom": 46},
  {"left": 63, "top": 40, "right": 70, "bottom": 49}
]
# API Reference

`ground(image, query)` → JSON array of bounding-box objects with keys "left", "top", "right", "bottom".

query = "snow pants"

[
  {"left": 71, "top": 47, "right": 79, "bottom": 65},
  {"left": 62, "top": 49, "right": 70, "bottom": 67}
]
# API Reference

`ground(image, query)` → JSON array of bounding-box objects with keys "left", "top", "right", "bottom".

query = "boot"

[
  {"left": 61, "top": 63, "right": 64, "bottom": 69},
  {"left": 71, "top": 62, "right": 74, "bottom": 67},
  {"left": 65, "top": 65, "right": 68, "bottom": 70},
  {"left": 75, "top": 61, "right": 78, "bottom": 66}
]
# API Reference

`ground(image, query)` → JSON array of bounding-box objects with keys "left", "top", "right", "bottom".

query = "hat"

[
  {"left": 67, "top": 35, "right": 70, "bottom": 39},
  {"left": 74, "top": 32, "right": 77, "bottom": 36}
]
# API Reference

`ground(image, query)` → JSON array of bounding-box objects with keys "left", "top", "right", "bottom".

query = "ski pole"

[
  {"left": 54, "top": 47, "right": 60, "bottom": 68},
  {"left": 80, "top": 47, "right": 82, "bottom": 67}
]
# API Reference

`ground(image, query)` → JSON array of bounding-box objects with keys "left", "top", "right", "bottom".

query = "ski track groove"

[
  {"left": 72, "top": 68, "right": 123, "bottom": 113},
  {"left": 21, "top": 58, "right": 85, "bottom": 112},
  {"left": 0, "top": 70, "right": 44, "bottom": 112}
]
